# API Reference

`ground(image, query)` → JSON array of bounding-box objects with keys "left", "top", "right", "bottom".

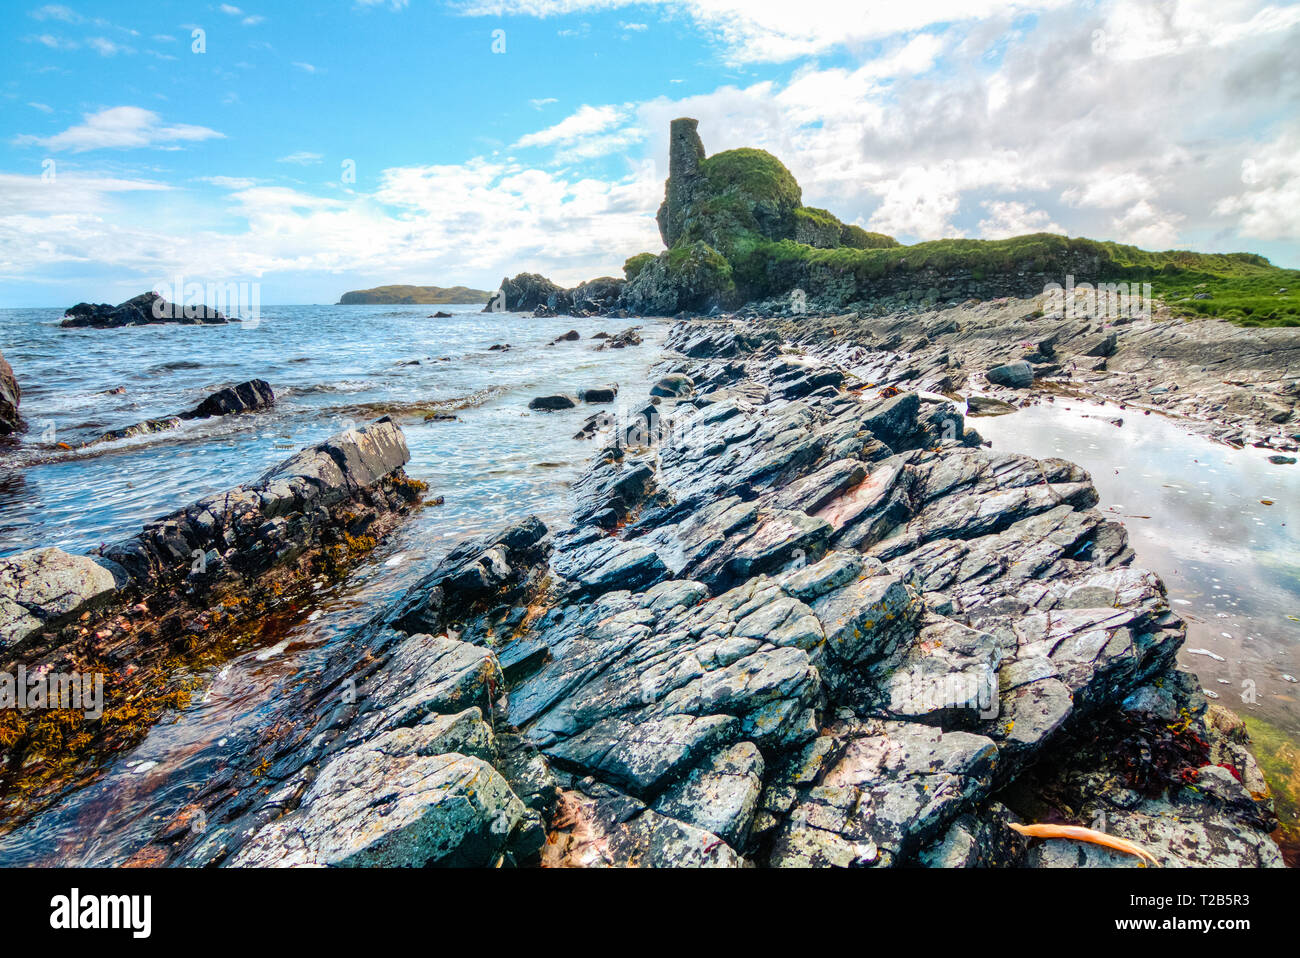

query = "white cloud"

[
  {"left": 1214, "top": 129, "right": 1300, "bottom": 242},
  {"left": 87, "top": 36, "right": 131, "bottom": 56},
  {"left": 0, "top": 157, "right": 662, "bottom": 288},
  {"left": 292, "top": 61, "right": 318, "bottom": 72},
  {"left": 978, "top": 200, "right": 1064, "bottom": 238},
  {"left": 30, "top": 4, "right": 80, "bottom": 22},
  {"left": 28, "top": 102, "right": 54, "bottom": 113},
  {"left": 514, "top": 104, "right": 628, "bottom": 148},
  {"left": 530, "top": 97, "right": 558, "bottom": 109},
  {"left": 29, "top": 33, "right": 78, "bottom": 50},
  {"left": 14, "top": 106, "right": 224, "bottom": 153},
  {"left": 454, "top": 0, "right": 1071, "bottom": 63},
  {"left": 197, "top": 175, "right": 260, "bottom": 189},
  {"left": 278, "top": 152, "right": 323, "bottom": 165}
]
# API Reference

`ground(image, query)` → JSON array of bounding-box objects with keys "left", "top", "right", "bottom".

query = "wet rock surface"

[
  {"left": 104, "top": 316, "right": 1280, "bottom": 868},
  {"left": 95, "top": 379, "right": 276, "bottom": 444},
  {"left": 0, "top": 418, "right": 427, "bottom": 827},
  {"left": 0, "top": 349, "right": 18, "bottom": 436}
]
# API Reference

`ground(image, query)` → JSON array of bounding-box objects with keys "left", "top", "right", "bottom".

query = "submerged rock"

[
  {"left": 966, "top": 395, "right": 1018, "bottom": 417},
  {"left": 528, "top": 395, "right": 576, "bottom": 411}
]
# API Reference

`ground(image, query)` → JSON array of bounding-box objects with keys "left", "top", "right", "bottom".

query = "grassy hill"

[
  {"left": 337, "top": 284, "right": 492, "bottom": 305},
  {"left": 634, "top": 120, "right": 1300, "bottom": 326}
]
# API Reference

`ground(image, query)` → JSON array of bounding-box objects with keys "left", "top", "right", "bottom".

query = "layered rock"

[
  {"left": 0, "top": 419, "right": 428, "bottom": 826},
  {"left": 760, "top": 297, "right": 1298, "bottom": 449},
  {"left": 486, "top": 273, "right": 628, "bottom": 318},
  {"left": 127, "top": 318, "right": 1280, "bottom": 869},
  {"left": 61, "top": 292, "right": 235, "bottom": 328}
]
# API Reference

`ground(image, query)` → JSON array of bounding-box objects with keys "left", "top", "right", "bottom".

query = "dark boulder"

[
  {"left": 529, "top": 395, "right": 576, "bottom": 411},
  {"left": 488, "top": 273, "right": 565, "bottom": 312},
  {"left": 986, "top": 361, "right": 1034, "bottom": 389},
  {"left": 578, "top": 386, "right": 618, "bottom": 404},
  {"left": 187, "top": 379, "right": 276, "bottom": 419},
  {"left": 62, "top": 291, "right": 235, "bottom": 328}
]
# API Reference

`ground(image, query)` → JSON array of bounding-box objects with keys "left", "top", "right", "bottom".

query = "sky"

[{"left": 1, "top": 0, "right": 1298, "bottom": 306}]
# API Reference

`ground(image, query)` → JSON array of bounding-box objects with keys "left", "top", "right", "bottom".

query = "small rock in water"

[
  {"left": 966, "top": 395, "right": 1017, "bottom": 417},
  {"left": 1186, "top": 648, "right": 1227, "bottom": 661},
  {"left": 1282, "top": 674, "right": 1298, "bottom": 684},
  {"left": 528, "top": 395, "right": 576, "bottom": 411},
  {"left": 1267, "top": 455, "right": 1296, "bottom": 465}
]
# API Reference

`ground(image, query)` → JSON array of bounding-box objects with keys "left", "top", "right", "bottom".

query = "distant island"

[{"left": 336, "top": 284, "right": 493, "bottom": 305}]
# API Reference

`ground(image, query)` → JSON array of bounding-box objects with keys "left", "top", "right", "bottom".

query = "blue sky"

[{"left": 2, "top": 0, "right": 1298, "bottom": 306}]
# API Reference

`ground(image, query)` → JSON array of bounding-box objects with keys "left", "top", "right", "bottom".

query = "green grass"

[
  {"left": 623, "top": 252, "right": 656, "bottom": 281},
  {"left": 1150, "top": 273, "right": 1300, "bottom": 327},
  {"left": 698, "top": 147, "right": 802, "bottom": 210},
  {"left": 720, "top": 232, "right": 1300, "bottom": 325}
]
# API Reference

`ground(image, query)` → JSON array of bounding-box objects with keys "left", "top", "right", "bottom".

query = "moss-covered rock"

[
  {"left": 623, "top": 241, "right": 736, "bottom": 315},
  {"left": 623, "top": 252, "right": 657, "bottom": 282}
]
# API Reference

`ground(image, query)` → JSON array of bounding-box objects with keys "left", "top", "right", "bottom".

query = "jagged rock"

[
  {"left": 0, "top": 349, "right": 18, "bottom": 435},
  {"left": 99, "top": 418, "right": 412, "bottom": 586},
  {"left": 488, "top": 273, "right": 565, "bottom": 312},
  {"left": 228, "top": 719, "right": 527, "bottom": 867},
  {"left": 95, "top": 380, "right": 276, "bottom": 444},
  {"left": 594, "top": 327, "right": 643, "bottom": 350},
  {"left": 657, "top": 117, "right": 708, "bottom": 248},
  {"left": 653, "top": 741, "right": 764, "bottom": 848},
  {"left": 189, "top": 379, "right": 275, "bottom": 418},
  {"left": 61, "top": 292, "right": 234, "bottom": 328}
]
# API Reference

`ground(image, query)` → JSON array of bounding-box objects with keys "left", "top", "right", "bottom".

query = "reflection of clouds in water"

[{"left": 976, "top": 399, "right": 1300, "bottom": 729}]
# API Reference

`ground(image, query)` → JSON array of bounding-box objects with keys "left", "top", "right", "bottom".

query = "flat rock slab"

[{"left": 0, "top": 548, "right": 125, "bottom": 649}]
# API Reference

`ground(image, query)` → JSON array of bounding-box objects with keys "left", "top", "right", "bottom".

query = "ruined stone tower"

[{"left": 656, "top": 117, "right": 706, "bottom": 247}]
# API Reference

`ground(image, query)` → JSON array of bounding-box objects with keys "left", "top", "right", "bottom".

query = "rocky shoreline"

[
  {"left": 0, "top": 419, "right": 427, "bottom": 826},
  {"left": 17, "top": 314, "right": 1276, "bottom": 868},
  {"left": 748, "top": 298, "right": 1298, "bottom": 452}
]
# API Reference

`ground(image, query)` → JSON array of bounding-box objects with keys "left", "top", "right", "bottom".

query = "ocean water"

[
  {"left": 0, "top": 304, "right": 668, "bottom": 864},
  {"left": 0, "top": 304, "right": 665, "bottom": 556}
]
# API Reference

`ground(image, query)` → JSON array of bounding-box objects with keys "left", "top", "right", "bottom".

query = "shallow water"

[
  {"left": 0, "top": 305, "right": 663, "bottom": 555},
  {"left": 0, "top": 305, "right": 667, "bottom": 864},
  {"left": 973, "top": 395, "right": 1300, "bottom": 858}
]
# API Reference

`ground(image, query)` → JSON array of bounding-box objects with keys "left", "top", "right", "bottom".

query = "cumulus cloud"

[
  {"left": 13, "top": 106, "right": 223, "bottom": 153},
  {"left": 514, "top": 104, "right": 629, "bottom": 148},
  {"left": 977, "top": 200, "right": 1064, "bottom": 239}
]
